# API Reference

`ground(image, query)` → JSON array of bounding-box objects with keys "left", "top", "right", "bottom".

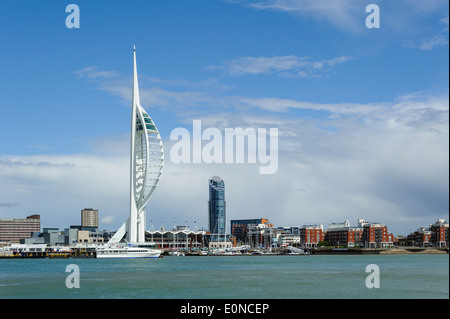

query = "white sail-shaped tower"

[{"left": 109, "top": 46, "right": 164, "bottom": 244}]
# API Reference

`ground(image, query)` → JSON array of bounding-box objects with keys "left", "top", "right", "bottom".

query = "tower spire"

[
  {"left": 128, "top": 45, "right": 139, "bottom": 243},
  {"left": 132, "top": 45, "right": 140, "bottom": 107},
  {"left": 108, "top": 46, "right": 164, "bottom": 245}
]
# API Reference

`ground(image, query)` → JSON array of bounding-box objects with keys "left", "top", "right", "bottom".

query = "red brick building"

[
  {"left": 362, "top": 222, "right": 394, "bottom": 248},
  {"left": 429, "top": 219, "right": 449, "bottom": 248},
  {"left": 406, "top": 227, "right": 432, "bottom": 247},
  {"left": 404, "top": 219, "right": 448, "bottom": 248},
  {"left": 325, "top": 227, "right": 364, "bottom": 248},
  {"left": 300, "top": 225, "right": 324, "bottom": 248},
  {"left": 324, "top": 219, "right": 394, "bottom": 248}
]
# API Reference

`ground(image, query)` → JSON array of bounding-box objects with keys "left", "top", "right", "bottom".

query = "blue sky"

[{"left": 0, "top": 0, "right": 448, "bottom": 235}]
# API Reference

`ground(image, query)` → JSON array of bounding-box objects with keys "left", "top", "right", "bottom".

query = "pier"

[{"left": 0, "top": 247, "right": 97, "bottom": 259}]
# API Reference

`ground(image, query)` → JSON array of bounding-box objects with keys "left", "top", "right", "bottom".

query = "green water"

[{"left": 0, "top": 254, "right": 448, "bottom": 299}]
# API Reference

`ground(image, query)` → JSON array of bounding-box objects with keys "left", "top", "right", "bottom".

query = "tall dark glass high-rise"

[{"left": 208, "top": 176, "right": 226, "bottom": 241}]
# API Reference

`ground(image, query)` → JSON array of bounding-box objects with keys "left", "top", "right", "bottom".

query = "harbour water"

[{"left": 0, "top": 254, "right": 448, "bottom": 299}]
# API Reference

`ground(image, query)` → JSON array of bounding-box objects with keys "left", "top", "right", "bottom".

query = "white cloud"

[
  {"left": 441, "top": 16, "right": 450, "bottom": 31},
  {"left": 403, "top": 34, "right": 449, "bottom": 51},
  {"left": 402, "top": 16, "right": 449, "bottom": 50},
  {"left": 101, "top": 215, "right": 116, "bottom": 225},
  {"left": 237, "top": 96, "right": 377, "bottom": 114},
  {"left": 225, "top": 0, "right": 449, "bottom": 38},
  {"left": 75, "top": 63, "right": 376, "bottom": 120},
  {"left": 206, "top": 55, "right": 355, "bottom": 78},
  {"left": 223, "top": 0, "right": 363, "bottom": 32},
  {"left": 0, "top": 154, "right": 129, "bottom": 230},
  {"left": 74, "top": 67, "right": 119, "bottom": 80}
]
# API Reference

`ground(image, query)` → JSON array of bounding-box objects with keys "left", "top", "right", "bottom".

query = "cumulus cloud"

[
  {"left": 0, "top": 154, "right": 129, "bottom": 230},
  {"left": 101, "top": 215, "right": 116, "bottom": 225},
  {"left": 192, "top": 92, "right": 449, "bottom": 225}
]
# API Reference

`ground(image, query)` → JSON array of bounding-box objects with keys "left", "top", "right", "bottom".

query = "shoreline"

[
  {"left": 313, "top": 247, "right": 448, "bottom": 255},
  {"left": 1, "top": 247, "right": 448, "bottom": 259}
]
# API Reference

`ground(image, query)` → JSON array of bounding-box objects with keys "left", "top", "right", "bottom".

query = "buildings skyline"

[
  {"left": 0, "top": 174, "right": 447, "bottom": 244},
  {"left": 2, "top": 206, "right": 448, "bottom": 249},
  {"left": 0, "top": 173, "right": 448, "bottom": 244}
]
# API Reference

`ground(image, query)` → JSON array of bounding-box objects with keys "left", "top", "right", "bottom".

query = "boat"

[
  {"left": 168, "top": 251, "right": 185, "bottom": 256},
  {"left": 96, "top": 245, "right": 161, "bottom": 258},
  {"left": 209, "top": 249, "right": 236, "bottom": 256}
]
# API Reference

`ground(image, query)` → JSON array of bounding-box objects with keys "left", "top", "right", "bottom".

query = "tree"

[{"left": 317, "top": 241, "right": 330, "bottom": 247}]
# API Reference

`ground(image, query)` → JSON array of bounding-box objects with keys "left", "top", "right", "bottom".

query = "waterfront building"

[
  {"left": 65, "top": 228, "right": 78, "bottom": 246},
  {"left": 360, "top": 219, "right": 394, "bottom": 248},
  {"left": 146, "top": 226, "right": 206, "bottom": 251},
  {"left": 325, "top": 226, "right": 364, "bottom": 248},
  {"left": 21, "top": 232, "right": 45, "bottom": 245},
  {"left": 406, "top": 227, "right": 432, "bottom": 247},
  {"left": 405, "top": 219, "right": 449, "bottom": 248},
  {"left": 270, "top": 226, "right": 300, "bottom": 247},
  {"left": 42, "top": 228, "right": 64, "bottom": 246},
  {"left": 209, "top": 241, "right": 232, "bottom": 250},
  {"left": 81, "top": 208, "right": 99, "bottom": 229},
  {"left": 282, "top": 226, "right": 301, "bottom": 235},
  {"left": 277, "top": 233, "right": 301, "bottom": 247},
  {"left": 300, "top": 225, "right": 324, "bottom": 248},
  {"left": 247, "top": 223, "right": 274, "bottom": 248},
  {"left": 429, "top": 219, "right": 449, "bottom": 248},
  {"left": 208, "top": 176, "right": 226, "bottom": 242},
  {"left": 77, "top": 230, "right": 105, "bottom": 244},
  {"left": 324, "top": 219, "right": 394, "bottom": 248},
  {"left": 108, "top": 46, "right": 164, "bottom": 245},
  {"left": 20, "top": 228, "right": 64, "bottom": 246},
  {"left": 0, "top": 215, "right": 41, "bottom": 243},
  {"left": 65, "top": 226, "right": 107, "bottom": 246},
  {"left": 230, "top": 218, "right": 272, "bottom": 243}
]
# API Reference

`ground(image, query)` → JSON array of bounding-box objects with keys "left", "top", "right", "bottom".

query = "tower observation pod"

[{"left": 109, "top": 46, "right": 164, "bottom": 245}]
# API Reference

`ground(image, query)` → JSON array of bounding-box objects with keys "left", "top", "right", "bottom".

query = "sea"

[{"left": 0, "top": 254, "right": 448, "bottom": 300}]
